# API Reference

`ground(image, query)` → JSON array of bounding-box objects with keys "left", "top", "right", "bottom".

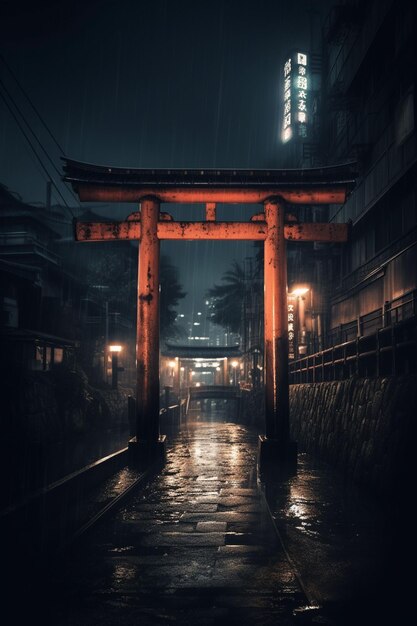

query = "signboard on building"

[
  {"left": 282, "top": 52, "right": 309, "bottom": 143},
  {"left": 288, "top": 295, "right": 297, "bottom": 359}
]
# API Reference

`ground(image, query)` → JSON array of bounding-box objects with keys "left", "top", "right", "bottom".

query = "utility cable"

[
  {"left": 0, "top": 77, "right": 75, "bottom": 198},
  {"left": 0, "top": 81, "right": 76, "bottom": 216},
  {"left": 0, "top": 58, "right": 81, "bottom": 209},
  {"left": 0, "top": 85, "right": 75, "bottom": 216},
  {"left": 0, "top": 52, "right": 65, "bottom": 156}
]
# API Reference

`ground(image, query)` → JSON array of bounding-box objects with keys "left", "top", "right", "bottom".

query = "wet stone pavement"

[{"left": 45, "top": 414, "right": 307, "bottom": 625}]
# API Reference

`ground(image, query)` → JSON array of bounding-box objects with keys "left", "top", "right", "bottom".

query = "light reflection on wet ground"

[
  {"left": 39, "top": 404, "right": 408, "bottom": 625},
  {"left": 264, "top": 453, "right": 405, "bottom": 624},
  {"left": 46, "top": 406, "right": 306, "bottom": 625}
]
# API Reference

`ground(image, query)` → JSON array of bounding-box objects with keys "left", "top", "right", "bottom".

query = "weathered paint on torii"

[{"left": 64, "top": 159, "right": 354, "bottom": 470}]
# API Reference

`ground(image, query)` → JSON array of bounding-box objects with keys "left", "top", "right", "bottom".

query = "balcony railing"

[{"left": 289, "top": 290, "right": 417, "bottom": 382}]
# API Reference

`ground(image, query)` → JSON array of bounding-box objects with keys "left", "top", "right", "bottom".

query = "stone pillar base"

[
  {"left": 128, "top": 435, "right": 167, "bottom": 469},
  {"left": 258, "top": 435, "right": 297, "bottom": 478}
]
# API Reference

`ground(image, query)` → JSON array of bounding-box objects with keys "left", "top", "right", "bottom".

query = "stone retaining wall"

[{"left": 289, "top": 375, "right": 416, "bottom": 498}]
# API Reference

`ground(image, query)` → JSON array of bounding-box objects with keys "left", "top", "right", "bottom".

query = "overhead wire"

[
  {"left": 0, "top": 80, "right": 76, "bottom": 217},
  {"left": 0, "top": 52, "right": 66, "bottom": 156},
  {"left": 0, "top": 56, "right": 81, "bottom": 213}
]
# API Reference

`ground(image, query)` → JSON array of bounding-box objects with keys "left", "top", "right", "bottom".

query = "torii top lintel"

[{"left": 63, "top": 158, "right": 356, "bottom": 205}]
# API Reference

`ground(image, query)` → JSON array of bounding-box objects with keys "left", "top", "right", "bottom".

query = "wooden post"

[
  {"left": 133, "top": 197, "right": 166, "bottom": 463},
  {"left": 264, "top": 198, "right": 289, "bottom": 440},
  {"left": 259, "top": 198, "right": 296, "bottom": 474}
]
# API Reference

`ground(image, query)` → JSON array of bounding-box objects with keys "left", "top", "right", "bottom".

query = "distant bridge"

[
  {"left": 186, "top": 385, "right": 241, "bottom": 417},
  {"left": 188, "top": 385, "right": 240, "bottom": 401},
  {"left": 163, "top": 345, "right": 242, "bottom": 359}
]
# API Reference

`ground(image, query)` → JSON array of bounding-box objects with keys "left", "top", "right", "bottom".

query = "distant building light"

[
  {"left": 197, "top": 312, "right": 202, "bottom": 315},
  {"left": 109, "top": 345, "right": 122, "bottom": 353},
  {"left": 193, "top": 322, "right": 200, "bottom": 326},
  {"left": 195, "top": 361, "right": 221, "bottom": 368}
]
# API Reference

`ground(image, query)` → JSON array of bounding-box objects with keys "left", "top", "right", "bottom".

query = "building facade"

[
  {"left": 283, "top": 0, "right": 416, "bottom": 377},
  {"left": 323, "top": 0, "right": 416, "bottom": 368}
]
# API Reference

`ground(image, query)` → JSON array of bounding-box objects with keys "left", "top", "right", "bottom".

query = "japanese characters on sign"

[
  {"left": 282, "top": 52, "right": 308, "bottom": 143},
  {"left": 288, "top": 295, "right": 296, "bottom": 360}
]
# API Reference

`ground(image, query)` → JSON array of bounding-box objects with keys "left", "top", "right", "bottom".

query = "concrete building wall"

[{"left": 323, "top": 0, "right": 417, "bottom": 340}]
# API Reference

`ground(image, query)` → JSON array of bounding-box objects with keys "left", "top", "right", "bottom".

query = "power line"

[
  {"left": 0, "top": 83, "right": 75, "bottom": 217},
  {"left": 0, "top": 76, "right": 81, "bottom": 211},
  {"left": 0, "top": 56, "right": 82, "bottom": 210},
  {"left": 0, "top": 53, "right": 65, "bottom": 156},
  {"left": 1, "top": 76, "right": 64, "bottom": 181}
]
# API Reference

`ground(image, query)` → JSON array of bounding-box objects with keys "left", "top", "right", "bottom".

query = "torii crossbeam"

[{"left": 64, "top": 159, "right": 355, "bottom": 472}]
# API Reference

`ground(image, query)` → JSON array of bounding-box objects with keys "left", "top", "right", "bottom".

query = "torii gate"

[{"left": 64, "top": 159, "right": 354, "bottom": 472}]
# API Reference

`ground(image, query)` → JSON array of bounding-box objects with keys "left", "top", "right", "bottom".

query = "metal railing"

[{"left": 290, "top": 293, "right": 417, "bottom": 382}]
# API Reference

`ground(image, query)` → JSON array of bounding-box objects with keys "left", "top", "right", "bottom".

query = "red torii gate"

[{"left": 64, "top": 159, "right": 355, "bottom": 472}]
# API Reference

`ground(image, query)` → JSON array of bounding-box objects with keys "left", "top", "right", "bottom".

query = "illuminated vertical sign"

[
  {"left": 282, "top": 52, "right": 308, "bottom": 143},
  {"left": 288, "top": 295, "right": 296, "bottom": 359}
]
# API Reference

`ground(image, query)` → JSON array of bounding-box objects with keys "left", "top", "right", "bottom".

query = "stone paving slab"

[
  {"left": 46, "top": 418, "right": 306, "bottom": 625},
  {"left": 196, "top": 521, "right": 228, "bottom": 532},
  {"left": 180, "top": 511, "right": 261, "bottom": 522}
]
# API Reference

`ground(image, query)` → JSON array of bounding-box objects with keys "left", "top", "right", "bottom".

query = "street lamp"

[
  {"left": 290, "top": 287, "right": 309, "bottom": 297},
  {"left": 168, "top": 360, "right": 176, "bottom": 383},
  {"left": 109, "top": 344, "right": 122, "bottom": 389}
]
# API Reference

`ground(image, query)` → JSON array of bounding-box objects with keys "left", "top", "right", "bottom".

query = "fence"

[{"left": 290, "top": 292, "right": 417, "bottom": 383}]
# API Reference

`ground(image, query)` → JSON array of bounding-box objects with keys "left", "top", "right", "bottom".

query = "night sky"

[{"left": 0, "top": 0, "right": 333, "bottom": 312}]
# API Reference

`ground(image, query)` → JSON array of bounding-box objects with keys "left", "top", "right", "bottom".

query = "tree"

[
  {"left": 85, "top": 247, "right": 186, "bottom": 339},
  {"left": 85, "top": 245, "right": 137, "bottom": 312},
  {"left": 207, "top": 260, "right": 246, "bottom": 334},
  {"left": 160, "top": 254, "right": 186, "bottom": 341}
]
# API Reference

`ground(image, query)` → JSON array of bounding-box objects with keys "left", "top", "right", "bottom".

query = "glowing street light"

[
  {"left": 108, "top": 344, "right": 123, "bottom": 389},
  {"left": 290, "top": 287, "right": 309, "bottom": 297},
  {"left": 109, "top": 344, "right": 122, "bottom": 353}
]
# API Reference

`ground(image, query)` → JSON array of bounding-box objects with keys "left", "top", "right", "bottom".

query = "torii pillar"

[
  {"left": 259, "top": 198, "right": 297, "bottom": 475},
  {"left": 134, "top": 197, "right": 166, "bottom": 464}
]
